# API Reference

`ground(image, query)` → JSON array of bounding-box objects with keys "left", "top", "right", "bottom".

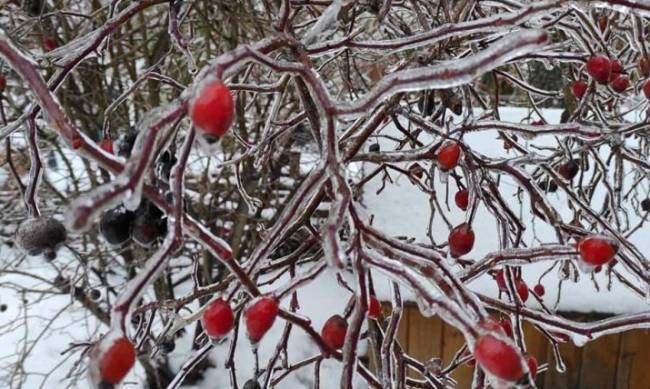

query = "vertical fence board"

[
  {"left": 441, "top": 321, "right": 473, "bottom": 389},
  {"left": 544, "top": 341, "right": 582, "bottom": 389},
  {"left": 407, "top": 309, "right": 443, "bottom": 377},
  {"left": 578, "top": 334, "right": 621, "bottom": 389},
  {"left": 616, "top": 330, "right": 650, "bottom": 389}
]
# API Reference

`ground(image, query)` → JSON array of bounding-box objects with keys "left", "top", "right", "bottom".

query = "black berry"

[
  {"left": 16, "top": 217, "right": 67, "bottom": 259},
  {"left": 117, "top": 129, "right": 137, "bottom": 158},
  {"left": 89, "top": 289, "right": 102, "bottom": 301},
  {"left": 369, "top": 143, "right": 380, "bottom": 153},
  {"left": 99, "top": 206, "right": 135, "bottom": 246},
  {"left": 0, "top": 304, "right": 7, "bottom": 312},
  {"left": 132, "top": 200, "right": 166, "bottom": 247},
  {"left": 641, "top": 198, "right": 650, "bottom": 212},
  {"left": 538, "top": 179, "right": 558, "bottom": 192},
  {"left": 243, "top": 380, "right": 261, "bottom": 389},
  {"left": 161, "top": 339, "right": 175, "bottom": 354}
]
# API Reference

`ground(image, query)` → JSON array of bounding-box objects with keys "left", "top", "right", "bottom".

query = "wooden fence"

[{"left": 369, "top": 304, "right": 650, "bottom": 389}]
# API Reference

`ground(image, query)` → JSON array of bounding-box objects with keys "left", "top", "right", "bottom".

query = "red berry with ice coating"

[
  {"left": 495, "top": 270, "right": 507, "bottom": 291},
  {"left": 100, "top": 138, "right": 114, "bottom": 154},
  {"left": 448, "top": 223, "right": 475, "bottom": 258},
  {"left": 321, "top": 315, "right": 348, "bottom": 350},
  {"left": 610, "top": 75, "right": 629, "bottom": 93},
  {"left": 516, "top": 279, "right": 529, "bottom": 303},
  {"left": 609, "top": 59, "right": 623, "bottom": 82},
  {"left": 42, "top": 36, "right": 58, "bottom": 51},
  {"left": 498, "top": 318, "right": 513, "bottom": 337},
  {"left": 643, "top": 79, "right": 650, "bottom": 100},
  {"left": 368, "top": 295, "right": 382, "bottom": 320},
  {"left": 455, "top": 189, "right": 469, "bottom": 211},
  {"left": 245, "top": 295, "right": 279, "bottom": 343},
  {"left": 436, "top": 142, "right": 461, "bottom": 171},
  {"left": 474, "top": 334, "right": 524, "bottom": 382},
  {"left": 578, "top": 236, "right": 617, "bottom": 266},
  {"left": 99, "top": 337, "right": 136, "bottom": 385},
  {"left": 527, "top": 354, "right": 538, "bottom": 380},
  {"left": 586, "top": 55, "right": 611, "bottom": 84},
  {"left": 202, "top": 298, "right": 235, "bottom": 339},
  {"left": 558, "top": 160, "right": 579, "bottom": 180},
  {"left": 189, "top": 81, "right": 235, "bottom": 142},
  {"left": 533, "top": 284, "right": 545, "bottom": 296},
  {"left": 572, "top": 80, "right": 588, "bottom": 99}
]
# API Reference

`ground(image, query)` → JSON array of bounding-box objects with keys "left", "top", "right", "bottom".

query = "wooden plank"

[
  {"left": 544, "top": 340, "right": 583, "bottom": 389},
  {"left": 616, "top": 330, "right": 650, "bottom": 389},
  {"left": 578, "top": 334, "right": 621, "bottom": 389},
  {"left": 407, "top": 309, "right": 443, "bottom": 378},
  {"left": 441, "top": 321, "right": 473, "bottom": 389}
]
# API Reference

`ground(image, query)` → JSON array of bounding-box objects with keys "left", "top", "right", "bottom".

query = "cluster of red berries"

[
  {"left": 575, "top": 54, "right": 650, "bottom": 100},
  {"left": 495, "top": 269, "right": 530, "bottom": 302}
]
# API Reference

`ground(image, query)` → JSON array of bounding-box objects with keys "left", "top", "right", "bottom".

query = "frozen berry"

[
  {"left": 533, "top": 284, "right": 545, "bottom": 296},
  {"left": 369, "top": 143, "right": 380, "bottom": 152},
  {"left": 99, "top": 206, "right": 135, "bottom": 246},
  {"left": 558, "top": 160, "right": 579, "bottom": 180},
  {"left": 42, "top": 36, "right": 58, "bottom": 51},
  {"left": 527, "top": 354, "right": 538, "bottom": 380},
  {"left": 539, "top": 179, "right": 558, "bottom": 192},
  {"left": 321, "top": 314, "right": 348, "bottom": 350},
  {"left": 202, "top": 298, "right": 234, "bottom": 339},
  {"left": 436, "top": 142, "right": 461, "bottom": 171},
  {"left": 515, "top": 279, "right": 529, "bottom": 303},
  {"left": 572, "top": 80, "right": 588, "bottom": 99},
  {"left": 243, "top": 380, "right": 261, "bottom": 389},
  {"left": 641, "top": 198, "right": 650, "bottom": 212},
  {"left": 132, "top": 200, "right": 166, "bottom": 247},
  {"left": 117, "top": 129, "right": 137, "bottom": 158},
  {"left": 245, "top": 295, "right": 279, "bottom": 343},
  {"left": 161, "top": 339, "right": 175, "bottom": 354},
  {"left": 498, "top": 318, "right": 513, "bottom": 337},
  {"left": 189, "top": 81, "right": 234, "bottom": 143},
  {"left": 495, "top": 270, "right": 507, "bottom": 291},
  {"left": 610, "top": 75, "right": 629, "bottom": 92},
  {"left": 474, "top": 334, "right": 524, "bottom": 382},
  {"left": 89, "top": 289, "right": 102, "bottom": 301},
  {"left": 609, "top": 59, "right": 623, "bottom": 80},
  {"left": 99, "top": 337, "right": 136, "bottom": 385},
  {"left": 643, "top": 79, "right": 650, "bottom": 100},
  {"left": 448, "top": 223, "right": 475, "bottom": 258},
  {"left": 578, "top": 236, "right": 617, "bottom": 266},
  {"left": 368, "top": 295, "right": 382, "bottom": 319},
  {"left": 100, "top": 138, "right": 114, "bottom": 154},
  {"left": 16, "top": 216, "right": 67, "bottom": 259},
  {"left": 0, "top": 304, "right": 7, "bottom": 312},
  {"left": 586, "top": 55, "right": 611, "bottom": 84},
  {"left": 454, "top": 189, "right": 469, "bottom": 211}
]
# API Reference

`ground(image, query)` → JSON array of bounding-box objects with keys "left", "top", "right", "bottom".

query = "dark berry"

[
  {"left": 641, "top": 198, "right": 650, "bottom": 212},
  {"left": 243, "top": 380, "right": 261, "bottom": 389},
  {"left": 89, "top": 289, "right": 102, "bottom": 301},
  {"left": 539, "top": 179, "right": 558, "bottom": 192},
  {"left": 161, "top": 339, "right": 175, "bottom": 354},
  {"left": 369, "top": 143, "right": 380, "bottom": 153},
  {"left": 16, "top": 217, "right": 67, "bottom": 258},
  {"left": 117, "top": 129, "right": 138, "bottom": 158},
  {"left": 132, "top": 200, "right": 166, "bottom": 247},
  {"left": 0, "top": 304, "right": 7, "bottom": 312},
  {"left": 99, "top": 206, "right": 135, "bottom": 246},
  {"left": 558, "top": 160, "right": 579, "bottom": 180}
]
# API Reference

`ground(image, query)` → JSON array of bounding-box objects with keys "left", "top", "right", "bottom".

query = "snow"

[{"left": 362, "top": 107, "right": 649, "bottom": 315}]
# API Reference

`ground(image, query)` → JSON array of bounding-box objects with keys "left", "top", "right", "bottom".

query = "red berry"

[
  {"left": 558, "top": 160, "right": 579, "bottom": 180},
  {"left": 495, "top": 270, "right": 507, "bottom": 291},
  {"left": 71, "top": 135, "right": 83, "bottom": 149},
  {"left": 578, "top": 236, "right": 618, "bottom": 266},
  {"left": 533, "top": 284, "right": 545, "bottom": 296},
  {"left": 189, "top": 81, "right": 234, "bottom": 142},
  {"left": 515, "top": 279, "right": 529, "bottom": 303},
  {"left": 368, "top": 295, "right": 382, "bottom": 319},
  {"left": 321, "top": 314, "right": 348, "bottom": 350},
  {"left": 498, "top": 319, "right": 513, "bottom": 337},
  {"left": 0, "top": 74, "right": 6, "bottom": 93},
  {"left": 643, "top": 79, "right": 650, "bottom": 100},
  {"left": 100, "top": 138, "right": 114, "bottom": 154},
  {"left": 202, "top": 298, "right": 235, "bottom": 339},
  {"left": 609, "top": 59, "right": 623, "bottom": 82},
  {"left": 455, "top": 189, "right": 469, "bottom": 211},
  {"left": 640, "top": 55, "right": 650, "bottom": 77},
  {"left": 610, "top": 75, "right": 629, "bottom": 92},
  {"left": 99, "top": 337, "right": 136, "bottom": 385},
  {"left": 586, "top": 55, "right": 611, "bottom": 84},
  {"left": 448, "top": 223, "right": 475, "bottom": 258},
  {"left": 572, "top": 80, "right": 588, "bottom": 99},
  {"left": 480, "top": 318, "right": 507, "bottom": 335},
  {"left": 42, "top": 36, "right": 58, "bottom": 51},
  {"left": 244, "top": 295, "right": 279, "bottom": 343},
  {"left": 598, "top": 15, "right": 607, "bottom": 32},
  {"left": 474, "top": 334, "right": 524, "bottom": 382},
  {"left": 436, "top": 142, "right": 461, "bottom": 171},
  {"left": 527, "top": 354, "right": 538, "bottom": 380}
]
